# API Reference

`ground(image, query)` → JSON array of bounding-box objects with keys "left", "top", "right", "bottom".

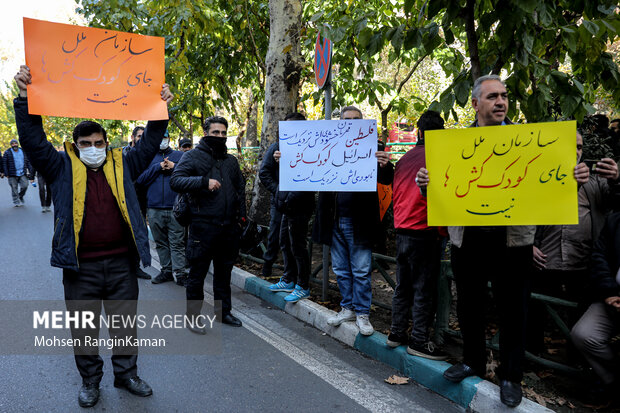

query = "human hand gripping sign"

[{"left": 22, "top": 18, "right": 168, "bottom": 120}]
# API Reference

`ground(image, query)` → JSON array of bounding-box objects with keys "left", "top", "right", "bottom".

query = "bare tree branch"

[
  {"left": 169, "top": 113, "right": 191, "bottom": 138},
  {"left": 245, "top": 0, "right": 266, "bottom": 82},
  {"left": 465, "top": 0, "right": 481, "bottom": 81}
]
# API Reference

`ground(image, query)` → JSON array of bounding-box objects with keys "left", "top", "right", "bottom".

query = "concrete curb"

[{"left": 229, "top": 265, "right": 553, "bottom": 413}]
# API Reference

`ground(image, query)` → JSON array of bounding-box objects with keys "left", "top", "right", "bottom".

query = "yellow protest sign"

[{"left": 425, "top": 121, "right": 578, "bottom": 226}]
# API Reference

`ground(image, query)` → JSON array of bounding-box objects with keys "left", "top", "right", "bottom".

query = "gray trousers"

[
  {"left": 571, "top": 302, "right": 620, "bottom": 384},
  {"left": 147, "top": 208, "right": 187, "bottom": 274},
  {"left": 8, "top": 175, "right": 28, "bottom": 205}
]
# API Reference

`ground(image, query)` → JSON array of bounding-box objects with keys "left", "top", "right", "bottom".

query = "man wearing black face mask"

[
  {"left": 13, "top": 65, "right": 173, "bottom": 408},
  {"left": 171, "top": 116, "right": 246, "bottom": 333}
]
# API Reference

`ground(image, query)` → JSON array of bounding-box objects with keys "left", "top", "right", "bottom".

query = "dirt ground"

[{"left": 237, "top": 242, "right": 620, "bottom": 412}]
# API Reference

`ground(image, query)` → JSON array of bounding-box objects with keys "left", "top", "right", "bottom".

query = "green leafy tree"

[
  {"left": 306, "top": 0, "right": 620, "bottom": 125},
  {"left": 77, "top": 0, "right": 270, "bottom": 147}
]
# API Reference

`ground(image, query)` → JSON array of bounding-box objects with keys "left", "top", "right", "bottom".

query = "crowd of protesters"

[
  {"left": 10, "top": 63, "right": 620, "bottom": 409},
  {"left": 259, "top": 75, "right": 620, "bottom": 408}
]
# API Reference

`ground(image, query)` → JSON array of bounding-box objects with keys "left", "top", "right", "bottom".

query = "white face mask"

[
  {"left": 160, "top": 138, "right": 170, "bottom": 151},
  {"left": 79, "top": 146, "right": 107, "bottom": 168}
]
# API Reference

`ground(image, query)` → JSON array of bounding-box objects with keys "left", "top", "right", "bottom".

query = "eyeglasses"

[{"left": 77, "top": 141, "right": 106, "bottom": 148}]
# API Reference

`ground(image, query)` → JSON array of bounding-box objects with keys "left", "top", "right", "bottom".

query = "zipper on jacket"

[{"left": 112, "top": 154, "right": 140, "bottom": 253}]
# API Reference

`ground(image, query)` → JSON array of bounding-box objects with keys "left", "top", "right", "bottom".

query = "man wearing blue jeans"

[{"left": 312, "top": 106, "right": 393, "bottom": 336}]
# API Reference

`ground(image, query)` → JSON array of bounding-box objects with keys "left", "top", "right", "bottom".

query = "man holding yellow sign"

[{"left": 417, "top": 75, "right": 589, "bottom": 407}]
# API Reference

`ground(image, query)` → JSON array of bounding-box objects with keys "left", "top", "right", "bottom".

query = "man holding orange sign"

[{"left": 14, "top": 60, "right": 172, "bottom": 408}]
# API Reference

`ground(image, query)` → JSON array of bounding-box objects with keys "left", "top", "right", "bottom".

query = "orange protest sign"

[
  {"left": 23, "top": 18, "right": 167, "bottom": 121},
  {"left": 378, "top": 183, "right": 392, "bottom": 221}
]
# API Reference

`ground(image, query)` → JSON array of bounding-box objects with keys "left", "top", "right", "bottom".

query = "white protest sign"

[{"left": 279, "top": 119, "right": 378, "bottom": 191}]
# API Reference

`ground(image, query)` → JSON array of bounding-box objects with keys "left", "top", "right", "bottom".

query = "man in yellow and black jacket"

[{"left": 14, "top": 65, "right": 173, "bottom": 408}]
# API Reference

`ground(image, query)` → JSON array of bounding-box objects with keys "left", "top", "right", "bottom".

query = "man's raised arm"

[
  {"left": 124, "top": 84, "right": 173, "bottom": 180},
  {"left": 13, "top": 65, "right": 63, "bottom": 184}
]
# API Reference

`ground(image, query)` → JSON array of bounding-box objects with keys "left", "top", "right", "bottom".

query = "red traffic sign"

[{"left": 314, "top": 33, "right": 332, "bottom": 89}]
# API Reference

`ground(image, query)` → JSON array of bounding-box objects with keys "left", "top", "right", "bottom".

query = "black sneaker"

[
  {"left": 386, "top": 332, "right": 408, "bottom": 348},
  {"left": 175, "top": 274, "right": 188, "bottom": 287},
  {"left": 407, "top": 341, "right": 448, "bottom": 360},
  {"left": 151, "top": 271, "right": 174, "bottom": 284},
  {"left": 136, "top": 268, "right": 151, "bottom": 279}
]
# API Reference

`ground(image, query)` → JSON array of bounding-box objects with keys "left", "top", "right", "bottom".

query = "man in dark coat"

[
  {"left": 258, "top": 139, "right": 284, "bottom": 278},
  {"left": 263, "top": 112, "right": 315, "bottom": 300},
  {"left": 3, "top": 138, "right": 34, "bottom": 206},
  {"left": 137, "top": 135, "right": 187, "bottom": 285},
  {"left": 170, "top": 116, "right": 246, "bottom": 333}
]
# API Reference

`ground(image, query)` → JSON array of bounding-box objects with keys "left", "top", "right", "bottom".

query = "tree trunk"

[
  {"left": 380, "top": 109, "right": 390, "bottom": 142},
  {"left": 246, "top": 94, "right": 259, "bottom": 147},
  {"left": 465, "top": 0, "right": 481, "bottom": 81},
  {"left": 248, "top": 0, "right": 303, "bottom": 225}
]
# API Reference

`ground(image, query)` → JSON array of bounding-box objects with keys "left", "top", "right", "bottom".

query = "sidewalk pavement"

[
  {"left": 229, "top": 266, "right": 552, "bottom": 413},
  {"left": 146, "top": 232, "right": 550, "bottom": 412}
]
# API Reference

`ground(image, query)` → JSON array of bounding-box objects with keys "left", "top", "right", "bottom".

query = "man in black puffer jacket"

[{"left": 170, "top": 116, "right": 246, "bottom": 332}]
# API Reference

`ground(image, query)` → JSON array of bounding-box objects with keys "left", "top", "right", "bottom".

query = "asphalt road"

[{"left": 0, "top": 177, "right": 463, "bottom": 413}]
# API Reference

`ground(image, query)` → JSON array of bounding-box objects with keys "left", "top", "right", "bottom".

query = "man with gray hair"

[
  {"left": 313, "top": 105, "right": 394, "bottom": 336},
  {"left": 417, "top": 74, "right": 589, "bottom": 407}
]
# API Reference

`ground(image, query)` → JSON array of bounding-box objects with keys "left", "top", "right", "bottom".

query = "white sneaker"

[
  {"left": 356, "top": 314, "right": 374, "bottom": 336},
  {"left": 327, "top": 308, "right": 356, "bottom": 326}
]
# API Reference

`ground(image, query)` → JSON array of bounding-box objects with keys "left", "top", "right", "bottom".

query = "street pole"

[{"left": 322, "top": 70, "right": 332, "bottom": 302}]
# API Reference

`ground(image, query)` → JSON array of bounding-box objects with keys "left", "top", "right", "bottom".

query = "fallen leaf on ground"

[
  {"left": 556, "top": 397, "right": 566, "bottom": 406},
  {"left": 486, "top": 351, "right": 498, "bottom": 380},
  {"left": 385, "top": 375, "right": 410, "bottom": 385},
  {"left": 568, "top": 401, "right": 576, "bottom": 409},
  {"left": 535, "top": 394, "right": 546, "bottom": 407},
  {"left": 546, "top": 348, "right": 559, "bottom": 355}
]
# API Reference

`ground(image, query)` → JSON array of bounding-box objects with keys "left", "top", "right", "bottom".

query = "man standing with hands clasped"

[
  {"left": 170, "top": 116, "right": 246, "bottom": 333},
  {"left": 416, "top": 75, "right": 589, "bottom": 407},
  {"left": 14, "top": 65, "right": 173, "bottom": 408},
  {"left": 137, "top": 131, "right": 187, "bottom": 286}
]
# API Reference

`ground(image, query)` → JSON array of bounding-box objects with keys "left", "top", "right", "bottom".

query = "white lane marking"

[{"left": 203, "top": 294, "right": 434, "bottom": 413}]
